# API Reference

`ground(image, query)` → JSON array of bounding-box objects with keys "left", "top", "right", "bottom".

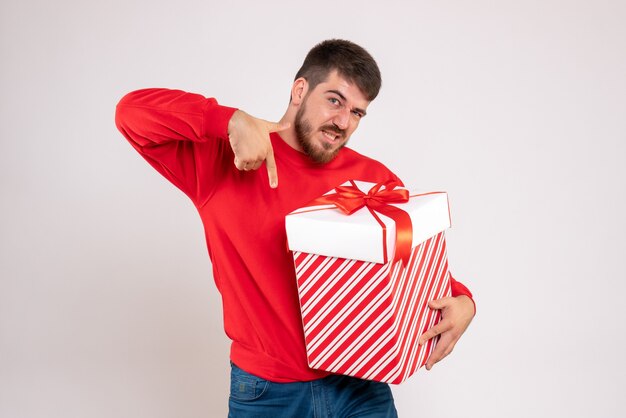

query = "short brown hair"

[{"left": 294, "top": 39, "right": 382, "bottom": 101}]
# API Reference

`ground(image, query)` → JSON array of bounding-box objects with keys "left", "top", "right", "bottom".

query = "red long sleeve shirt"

[{"left": 115, "top": 88, "right": 473, "bottom": 382}]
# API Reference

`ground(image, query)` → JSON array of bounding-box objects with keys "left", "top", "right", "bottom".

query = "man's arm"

[
  {"left": 115, "top": 88, "right": 237, "bottom": 204},
  {"left": 115, "top": 88, "right": 288, "bottom": 204}
]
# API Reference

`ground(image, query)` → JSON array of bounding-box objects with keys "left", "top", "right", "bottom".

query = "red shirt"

[{"left": 115, "top": 88, "right": 473, "bottom": 382}]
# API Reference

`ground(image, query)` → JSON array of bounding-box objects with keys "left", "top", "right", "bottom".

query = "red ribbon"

[{"left": 307, "top": 180, "right": 414, "bottom": 266}]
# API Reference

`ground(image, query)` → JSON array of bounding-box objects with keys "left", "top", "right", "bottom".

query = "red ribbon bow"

[{"left": 308, "top": 180, "right": 414, "bottom": 266}]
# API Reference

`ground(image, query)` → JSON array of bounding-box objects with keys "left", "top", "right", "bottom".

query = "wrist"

[
  {"left": 227, "top": 109, "right": 243, "bottom": 135},
  {"left": 456, "top": 294, "right": 476, "bottom": 316}
]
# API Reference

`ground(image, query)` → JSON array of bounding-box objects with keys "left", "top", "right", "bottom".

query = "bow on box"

[{"left": 306, "top": 180, "right": 414, "bottom": 266}]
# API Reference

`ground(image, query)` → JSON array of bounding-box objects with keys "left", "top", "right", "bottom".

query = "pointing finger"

[
  {"left": 265, "top": 147, "right": 278, "bottom": 188},
  {"left": 265, "top": 120, "right": 291, "bottom": 133}
]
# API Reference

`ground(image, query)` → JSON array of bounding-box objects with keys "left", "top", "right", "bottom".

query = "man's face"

[{"left": 294, "top": 71, "right": 370, "bottom": 164}]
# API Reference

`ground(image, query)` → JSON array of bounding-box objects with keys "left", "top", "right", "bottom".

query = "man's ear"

[{"left": 291, "top": 77, "right": 309, "bottom": 105}]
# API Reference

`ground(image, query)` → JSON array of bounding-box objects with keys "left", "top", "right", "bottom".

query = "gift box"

[{"left": 285, "top": 180, "right": 452, "bottom": 384}]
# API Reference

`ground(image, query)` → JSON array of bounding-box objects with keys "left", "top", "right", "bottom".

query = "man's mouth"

[{"left": 321, "top": 128, "right": 343, "bottom": 144}]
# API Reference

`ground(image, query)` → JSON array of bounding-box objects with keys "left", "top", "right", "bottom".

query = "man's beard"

[{"left": 294, "top": 101, "right": 347, "bottom": 164}]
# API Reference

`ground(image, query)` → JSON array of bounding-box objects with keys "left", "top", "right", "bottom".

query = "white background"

[{"left": 1, "top": 1, "right": 625, "bottom": 417}]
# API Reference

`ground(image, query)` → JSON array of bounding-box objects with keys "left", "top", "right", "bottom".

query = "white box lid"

[{"left": 285, "top": 181, "right": 451, "bottom": 264}]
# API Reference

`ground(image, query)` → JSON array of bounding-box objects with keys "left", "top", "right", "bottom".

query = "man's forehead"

[{"left": 315, "top": 71, "right": 370, "bottom": 107}]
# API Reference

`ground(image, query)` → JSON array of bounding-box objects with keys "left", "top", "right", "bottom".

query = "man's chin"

[
  {"left": 307, "top": 145, "right": 343, "bottom": 164},
  {"left": 296, "top": 132, "right": 345, "bottom": 164}
]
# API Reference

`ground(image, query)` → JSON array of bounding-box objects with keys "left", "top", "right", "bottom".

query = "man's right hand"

[{"left": 227, "top": 110, "right": 290, "bottom": 188}]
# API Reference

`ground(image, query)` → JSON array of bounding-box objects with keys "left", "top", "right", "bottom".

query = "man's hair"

[{"left": 294, "top": 39, "right": 382, "bottom": 101}]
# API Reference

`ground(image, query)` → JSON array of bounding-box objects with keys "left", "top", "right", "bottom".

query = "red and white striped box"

[{"left": 285, "top": 180, "right": 452, "bottom": 384}]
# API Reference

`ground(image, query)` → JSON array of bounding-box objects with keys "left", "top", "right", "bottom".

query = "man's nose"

[{"left": 333, "top": 108, "right": 350, "bottom": 130}]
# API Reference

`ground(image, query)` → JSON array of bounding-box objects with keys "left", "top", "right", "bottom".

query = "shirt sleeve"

[{"left": 115, "top": 88, "right": 238, "bottom": 206}]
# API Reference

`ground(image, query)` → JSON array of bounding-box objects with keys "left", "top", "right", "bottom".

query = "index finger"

[
  {"left": 265, "top": 120, "right": 291, "bottom": 133},
  {"left": 265, "top": 147, "right": 278, "bottom": 188}
]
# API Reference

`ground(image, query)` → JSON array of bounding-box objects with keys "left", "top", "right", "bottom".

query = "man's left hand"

[{"left": 418, "top": 295, "right": 475, "bottom": 370}]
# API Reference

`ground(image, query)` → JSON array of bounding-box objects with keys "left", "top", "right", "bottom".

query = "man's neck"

[{"left": 278, "top": 112, "right": 303, "bottom": 152}]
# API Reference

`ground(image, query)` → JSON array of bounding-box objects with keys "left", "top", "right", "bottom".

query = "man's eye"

[
  {"left": 352, "top": 111, "right": 363, "bottom": 118},
  {"left": 328, "top": 98, "right": 340, "bottom": 105}
]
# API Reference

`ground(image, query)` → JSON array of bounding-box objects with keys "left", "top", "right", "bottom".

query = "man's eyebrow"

[
  {"left": 326, "top": 89, "right": 347, "bottom": 101},
  {"left": 326, "top": 89, "right": 367, "bottom": 116}
]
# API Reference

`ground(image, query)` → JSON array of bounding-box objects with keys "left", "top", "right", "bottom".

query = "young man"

[{"left": 115, "top": 39, "right": 475, "bottom": 418}]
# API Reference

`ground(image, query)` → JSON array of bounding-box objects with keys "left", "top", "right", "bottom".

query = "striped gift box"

[{"left": 286, "top": 181, "right": 452, "bottom": 384}]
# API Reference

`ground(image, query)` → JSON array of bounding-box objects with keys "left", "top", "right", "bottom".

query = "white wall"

[{"left": 1, "top": 1, "right": 624, "bottom": 417}]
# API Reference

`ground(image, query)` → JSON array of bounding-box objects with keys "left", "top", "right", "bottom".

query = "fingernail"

[{"left": 270, "top": 181, "right": 277, "bottom": 188}]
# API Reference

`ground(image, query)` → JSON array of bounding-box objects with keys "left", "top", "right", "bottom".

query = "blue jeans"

[{"left": 228, "top": 363, "right": 398, "bottom": 418}]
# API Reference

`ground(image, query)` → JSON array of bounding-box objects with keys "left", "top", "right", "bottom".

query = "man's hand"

[
  {"left": 418, "top": 295, "right": 475, "bottom": 370},
  {"left": 227, "top": 110, "right": 290, "bottom": 188}
]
